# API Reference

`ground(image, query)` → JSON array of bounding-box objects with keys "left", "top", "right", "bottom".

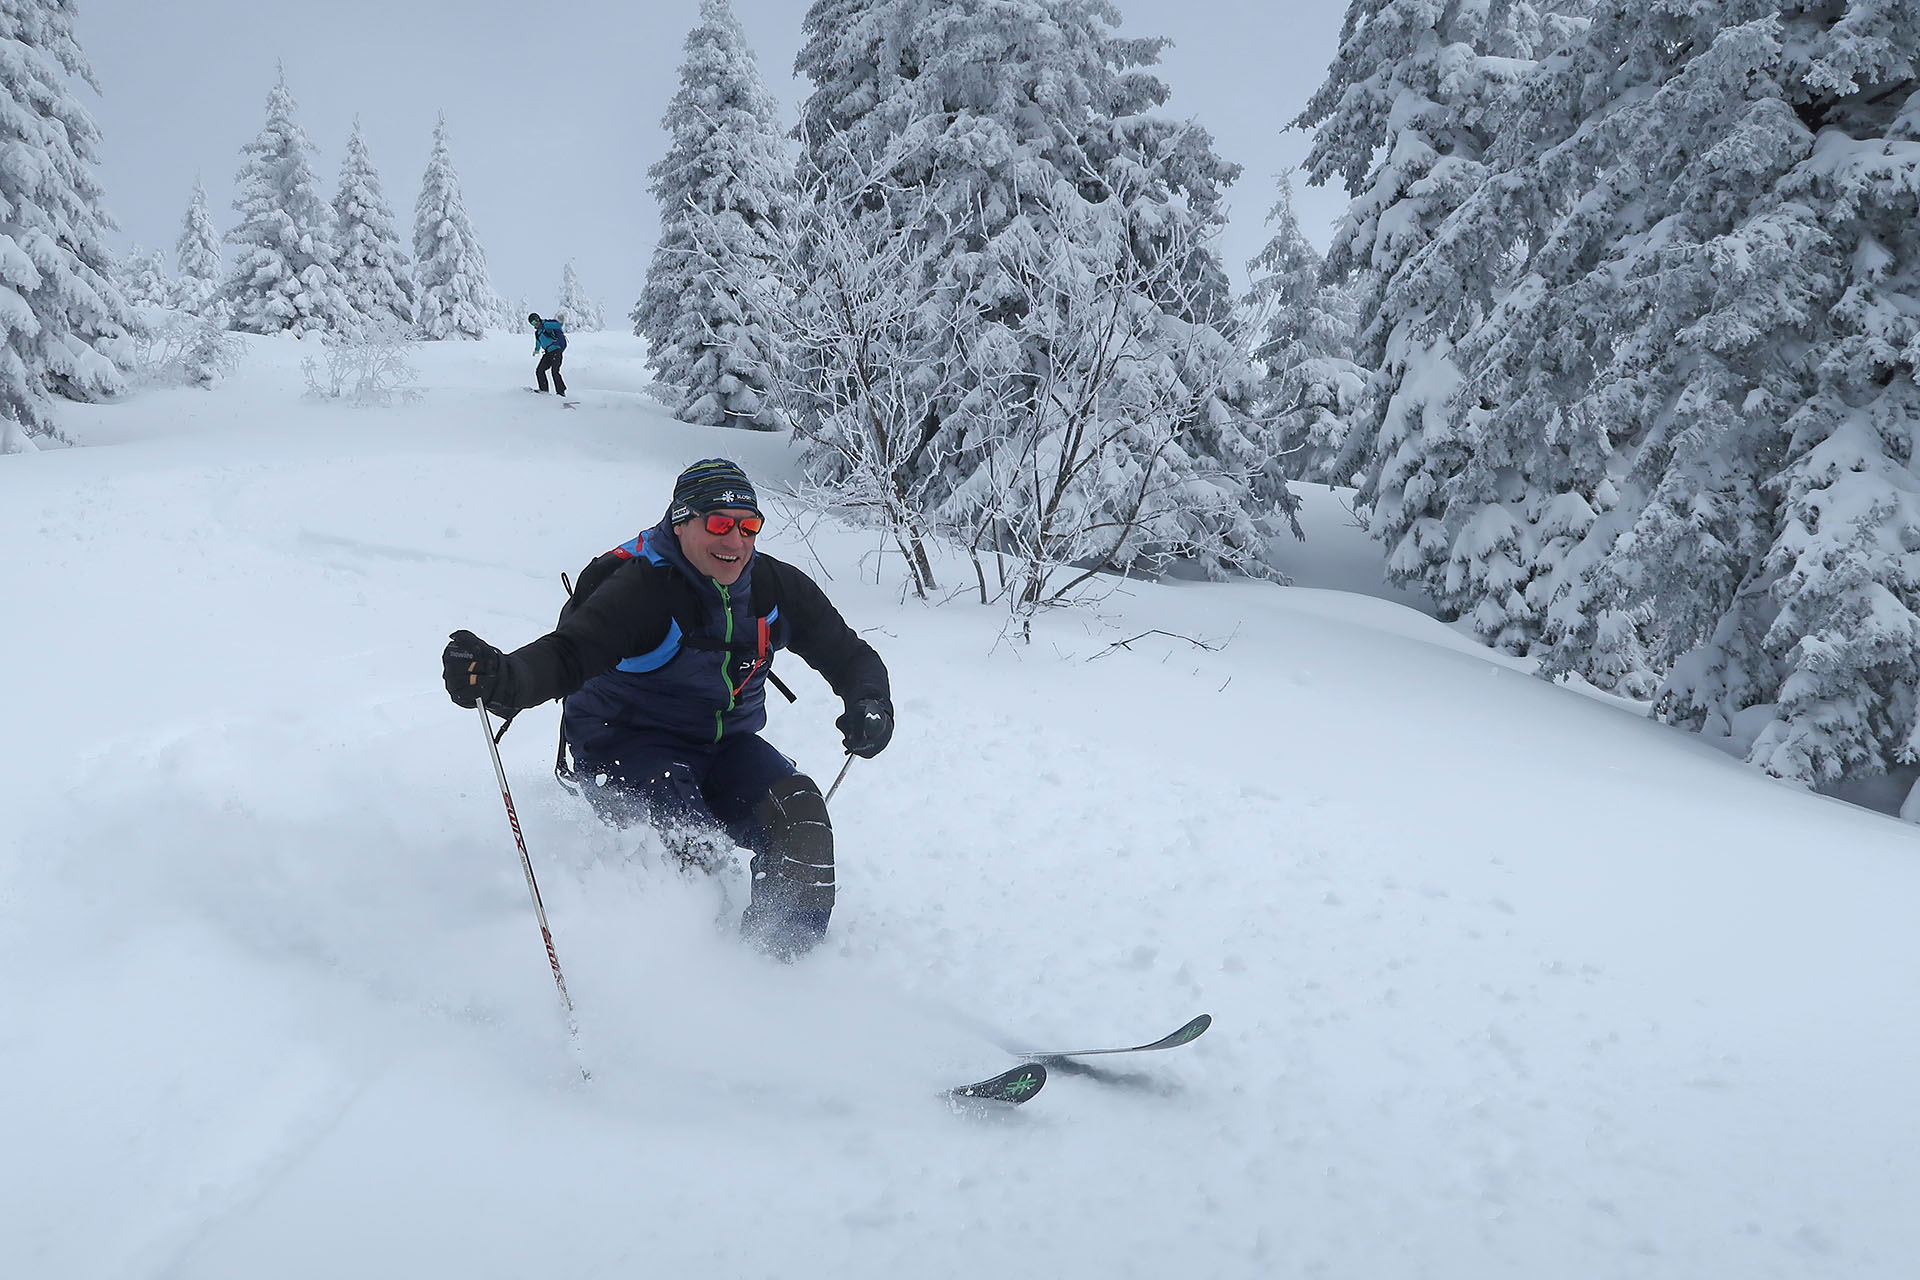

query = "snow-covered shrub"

[
  {"left": 117, "top": 305, "right": 245, "bottom": 389},
  {"left": 301, "top": 321, "right": 420, "bottom": 405}
]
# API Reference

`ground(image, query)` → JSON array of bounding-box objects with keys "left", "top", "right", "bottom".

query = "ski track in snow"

[{"left": 3, "top": 333, "right": 1917, "bottom": 1279}]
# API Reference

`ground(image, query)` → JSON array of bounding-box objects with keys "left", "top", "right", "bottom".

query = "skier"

[
  {"left": 529, "top": 311, "right": 568, "bottom": 395},
  {"left": 441, "top": 458, "right": 894, "bottom": 958}
]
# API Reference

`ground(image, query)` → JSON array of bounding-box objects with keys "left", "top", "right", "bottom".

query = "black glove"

[
  {"left": 836, "top": 696, "right": 894, "bottom": 758},
  {"left": 442, "top": 630, "right": 516, "bottom": 715}
]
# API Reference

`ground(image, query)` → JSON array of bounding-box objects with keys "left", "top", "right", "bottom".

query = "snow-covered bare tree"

[
  {"left": 636, "top": 0, "right": 791, "bottom": 430},
  {"left": 223, "top": 69, "right": 350, "bottom": 335},
  {"left": 332, "top": 119, "right": 415, "bottom": 330},
  {"left": 0, "top": 0, "right": 134, "bottom": 450},
  {"left": 1245, "top": 173, "right": 1364, "bottom": 487},
  {"left": 172, "top": 178, "right": 223, "bottom": 318},
  {"left": 412, "top": 114, "right": 503, "bottom": 340},
  {"left": 556, "top": 260, "right": 602, "bottom": 331},
  {"left": 718, "top": 174, "right": 961, "bottom": 596},
  {"left": 943, "top": 182, "right": 1288, "bottom": 635},
  {"left": 1296, "top": 0, "right": 1558, "bottom": 647},
  {"left": 792, "top": 0, "right": 1285, "bottom": 558},
  {"left": 726, "top": 167, "right": 1291, "bottom": 614}
]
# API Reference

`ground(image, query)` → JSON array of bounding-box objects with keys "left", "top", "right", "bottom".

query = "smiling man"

[{"left": 442, "top": 459, "right": 893, "bottom": 958}]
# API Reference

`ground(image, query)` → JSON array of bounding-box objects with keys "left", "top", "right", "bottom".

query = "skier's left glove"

[
  {"left": 443, "top": 629, "right": 518, "bottom": 718},
  {"left": 836, "top": 696, "right": 894, "bottom": 758}
]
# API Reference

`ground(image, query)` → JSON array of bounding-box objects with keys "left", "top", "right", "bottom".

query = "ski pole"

[
  {"left": 476, "top": 703, "right": 588, "bottom": 1077},
  {"left": 824, "top": 750, "right": 855, "bottom": 804}
]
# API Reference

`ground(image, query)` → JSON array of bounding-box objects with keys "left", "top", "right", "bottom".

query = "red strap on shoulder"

[{"left": 727, "top": 616, "right": 775, "bottom": 701}]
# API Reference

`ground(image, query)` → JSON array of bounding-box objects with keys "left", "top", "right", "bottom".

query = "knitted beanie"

[{"left": 669, "top": 458, "right": 761, "bottom": 523}]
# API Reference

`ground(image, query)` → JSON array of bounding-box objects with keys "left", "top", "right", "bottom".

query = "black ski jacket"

[{"left": 499, "top": 515, "right": 889, "bottom": 759}]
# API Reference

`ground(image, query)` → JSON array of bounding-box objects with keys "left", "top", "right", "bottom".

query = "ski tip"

[
  {"left": 949, "top": 1062, "right": 1048, "bottom": 1107},
  {"left": 1170, "top": 1013, "right": 1213, "bottom": 1045},
  {"left": 1019, "top": 1012, "right": 1217, "bottom": 1061}
]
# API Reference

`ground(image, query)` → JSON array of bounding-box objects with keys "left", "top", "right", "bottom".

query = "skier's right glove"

[
  {"left": 443, "top": 630, "right": 517, "bottom": 717},
  {"left": 836, "top": 696, "right": 894, "bottom": 759}
]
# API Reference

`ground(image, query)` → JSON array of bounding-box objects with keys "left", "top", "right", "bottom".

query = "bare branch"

[{"left": 1086, "top": 629, "right": 1225, "bottom": 662}]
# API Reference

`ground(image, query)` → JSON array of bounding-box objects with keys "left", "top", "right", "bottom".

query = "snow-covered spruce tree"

[
  {"left": 1434, "top": 2, "right": 1920, "bottom": 786},
  {"left": 556, "top": 260, "right": 602, "bottom": 331},
  {"left": 223, "top": 69, "right": 351, "bottom": 335},
  {"left": 636, "top": 0, "right": 790, "bottom": 430},
  {"left": 792, "top": 0, "right": 1288, "bottom": 585},
  {"left": 412, "top": 114, "right": 504, "bottom": 340},
  {"left": 115, "top": 244, "right": 170, "bottom": 307},
  {"left": 332, "top": 119, "right": 415, "bottom": 331},
  {"left": 1402, "top": 1, "right": 1753, "bottom": 694},
  {"left": 0, "top": 0, "right": 134, "bottom": 450},
  {"left": 1073, "top": 5, "right": 1288, "bottom": 531},
  {"left": 1296, "top": 0, "right": 1559, "bottom": 647},
  {"left": 1245, "top": 173, "right": 1364, "bottom": 487},
  {"left": 490, "top": 292, "right": 522, "bottom": 333},
  {"left": 172, "top": 178, "right": 223, "bottom": 317}
]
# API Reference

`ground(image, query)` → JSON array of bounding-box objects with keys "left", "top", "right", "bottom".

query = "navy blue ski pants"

[
  {"left": 575, "top": 732, "right": 796, "bottom": 852},
  {"left": 575, "top": 733, "right": 830, "bottom": 953}
]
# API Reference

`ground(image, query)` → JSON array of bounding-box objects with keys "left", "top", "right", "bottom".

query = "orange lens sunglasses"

[{"left": 703, "top": 512, "right": 764, "bottom": 536}]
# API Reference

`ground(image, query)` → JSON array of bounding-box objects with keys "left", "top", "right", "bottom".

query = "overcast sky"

[{"left": 76, "top": 0, "right": 1351, "bottom": 320}]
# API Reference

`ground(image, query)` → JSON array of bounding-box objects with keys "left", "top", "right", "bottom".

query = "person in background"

[{"left": 529, "top": 312, "right": 568, "bottom": 395}]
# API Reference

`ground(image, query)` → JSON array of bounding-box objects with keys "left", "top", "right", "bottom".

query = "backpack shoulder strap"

[{"left": 557, "top": 535, "right": 648, "bottom": 623}]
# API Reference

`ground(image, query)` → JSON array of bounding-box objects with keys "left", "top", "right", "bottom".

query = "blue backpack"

[{"left": 539, "top": 318, "right": 567, "bottom": 352}]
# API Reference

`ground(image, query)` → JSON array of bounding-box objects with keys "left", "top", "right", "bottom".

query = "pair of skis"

[{"left": 947, "top": 1013, "right": 1212, "bottom": 1107}]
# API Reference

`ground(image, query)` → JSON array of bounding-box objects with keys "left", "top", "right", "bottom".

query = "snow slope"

[{"left": 4, "top": 333, "right": 1917, "bottom": 1280}]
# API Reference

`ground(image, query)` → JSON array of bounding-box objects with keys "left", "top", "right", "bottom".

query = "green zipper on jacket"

[{"left": 713, "top": 580, "right": 735, "bottom": 741}]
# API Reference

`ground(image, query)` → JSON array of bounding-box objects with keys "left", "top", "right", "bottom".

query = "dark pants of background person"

[
  {"left": 536, "top": 350, "right": 567, "bottom": 394},
  {"left": 575, "top": 732, "right": 832, "bottom": 955}
]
